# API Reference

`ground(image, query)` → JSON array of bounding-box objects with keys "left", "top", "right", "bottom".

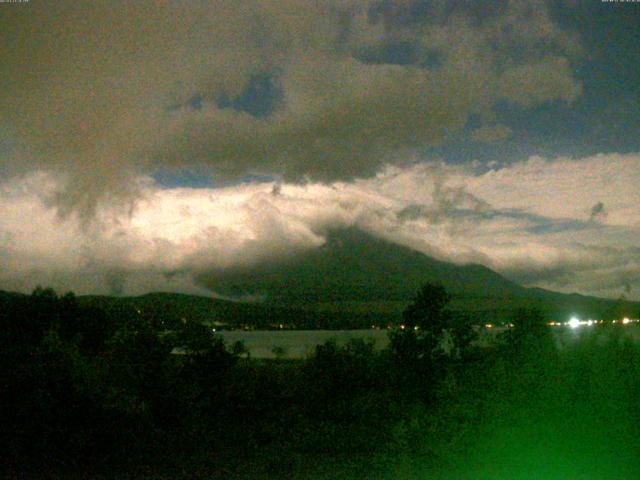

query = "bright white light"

[
  {"left": 623, "top": 317, "right": 631, "bottom": 325},
  {"left": 569, "top": 317, "right": 581, "bottom": 329}
]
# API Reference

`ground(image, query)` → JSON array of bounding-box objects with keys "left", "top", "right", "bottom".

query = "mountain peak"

[{"left": 199, "top": 227, "right": 522, "bottom": 303}]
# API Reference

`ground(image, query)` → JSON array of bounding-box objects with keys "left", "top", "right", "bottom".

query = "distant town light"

[
  {"left": 568, "top": 317, "right": 580, "bottom": 329},
  {"left": 623, "top": 317, "right": 631, "bottom": 325}
]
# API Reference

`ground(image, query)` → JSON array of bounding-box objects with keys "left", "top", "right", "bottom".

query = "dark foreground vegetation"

[{"left": 2, "top": 285, "right": 640, "bottom": 479}]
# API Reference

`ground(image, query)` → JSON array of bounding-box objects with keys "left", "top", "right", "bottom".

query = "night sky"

[{"left": 0, "top": 0, "right": 638, "bottom": 299}]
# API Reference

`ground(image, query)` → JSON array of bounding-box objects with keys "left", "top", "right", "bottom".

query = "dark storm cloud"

[
  {"left": 0, "top": 0, "right": 581, "bottom": 219},
  {"left": 590, "top": 201, "right": 607, "bottom": 222},
  {"left": 2, "top": 1, "right": 637, "bottom": 301}
]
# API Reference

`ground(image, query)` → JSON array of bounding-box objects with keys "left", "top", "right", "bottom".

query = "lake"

[
  {"left": 219, "top": 329, "right": 389, "bottom": 358},
  {"left": 219, "top": 324, "right": 640, "bottom": 358}
]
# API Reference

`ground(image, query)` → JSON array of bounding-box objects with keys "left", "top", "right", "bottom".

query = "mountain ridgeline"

[
  {"left": 200, "top": 228, "right": 524, "bottom": 302},
  {"left": 196, "top": 228, "right": 635, "bottom": 325},
  {"left": 3, "top": 229, "right": 637, "bottom": 327}
]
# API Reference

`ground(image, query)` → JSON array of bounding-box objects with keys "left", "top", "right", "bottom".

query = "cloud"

[
  {"left": 471, "top": 124, "right": 513, "bottom": 143},
  {"left": 397, "top": 179, "right": 491, "bottom": 224},
  {"left": 0, "top": 0, "right": 581, "bottom": 219},
  {"left": 0, "top": 152, "right": 638, "bottom": 299},
  {"left": 589, "top": 201, "right": 607, "bottom": 222}
]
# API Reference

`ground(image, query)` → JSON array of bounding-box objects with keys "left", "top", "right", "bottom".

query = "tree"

[
  {"left": 57, "top": 291, "right": 114, "bottom": 354},
  {"left": 301, "top": 339, "right": 377, "bottom": 421},
  {"left": 606, "top": 294, "right": 633, "bottom": 321},
  {"left": 402, "top": 283, "right": 451, "bottom": 332},
  {"left": 390, "top": 283, "right": 451, "bottom": 364},
  {"left": 505, "top": 307, "right": 552, "bottom": 355},
  {"left": 271, "top": 345, "right": 287, "bottom": 360},
  {"left": 231, "top": 340, "right": 249, "bottom": 359}
]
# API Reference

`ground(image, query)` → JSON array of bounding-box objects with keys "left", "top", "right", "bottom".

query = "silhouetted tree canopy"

[
  {"left": 402, "top": 283, "right": 451, "bottom": 331},
  {"left": 3, "top": 284, "right": 639, "bottom": 479},
  {"left": 505, "top": 307, "right": 552, "bottom": 355},
  {"left": 390, "top": 283, "right": 453, "bottom": 363}
]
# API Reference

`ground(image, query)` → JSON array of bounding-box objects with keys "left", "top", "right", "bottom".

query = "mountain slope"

[
  {"left": 197, "top": 227, "right": 637, "bottom": 322},
  {"left": 199, "top": 228, "right": 525, "bottom": 302},
  {"left": 2, "top": 229, "right": 636, "bottom": 326}
]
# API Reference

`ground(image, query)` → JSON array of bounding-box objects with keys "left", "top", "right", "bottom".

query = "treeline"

[
  {"left": 80, "top": 292, "right": 402, "bottom": 331},
  {"left": 2, "top": 285, "right": 640, "bottom": 478}
]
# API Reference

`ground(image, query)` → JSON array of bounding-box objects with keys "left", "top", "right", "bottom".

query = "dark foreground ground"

[{"left": 2, "top": 289, "right": 640, "bottom": 479}]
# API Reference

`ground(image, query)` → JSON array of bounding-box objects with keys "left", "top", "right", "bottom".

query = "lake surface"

[
  {"left": 219, "top": 324, "right": 640, "bottom": 358},
  {"left": 219, "top": 329, "right": 389, "bottom": 358}
]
